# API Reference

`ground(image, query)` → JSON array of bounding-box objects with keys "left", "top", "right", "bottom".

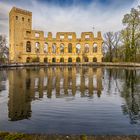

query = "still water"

[{"left": 0, "top": 66, "right": 140, "bottom": 135}]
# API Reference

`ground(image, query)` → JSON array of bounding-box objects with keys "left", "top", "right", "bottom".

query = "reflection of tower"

[{"left": 8, "top": 69, "right": 31, "bottom": 121}]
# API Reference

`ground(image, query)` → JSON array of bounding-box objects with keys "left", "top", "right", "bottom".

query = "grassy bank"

[{"left": 0, "top": 132, "right": 140, "bottom": 140}]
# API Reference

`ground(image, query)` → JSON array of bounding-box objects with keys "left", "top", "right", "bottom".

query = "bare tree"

[
  {"left": 113, "top": 32, "right": 122, "bottom": 59},
  {"left": 0, "top": 35, "right": 9, "bottom": 63}
]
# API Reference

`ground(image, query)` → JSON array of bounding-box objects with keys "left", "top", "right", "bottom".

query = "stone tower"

[{"left": 9, "top": 7, "right": 32, "bottom": 63}]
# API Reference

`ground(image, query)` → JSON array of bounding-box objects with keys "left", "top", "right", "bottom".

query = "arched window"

[
  {"left": 35, "top": 42, "right": 40, "bottom": 53},
  {"left": 44, "top": 58, "right": 48, "bottom": 63},
  {"left": 52, "top": 57, "right": 56, "bottom": 62},
  {"left": 84, "top": 57, "right": 89, "bottom": 62},
  {"left": 76, "top": 44, "right": 81, "bottom": 54},
  {"left": 76, "top": 57, "right": 81, "bottom": 62},
  {"left": 93, "top": 57, "right": 97, "bottom": 62},
  {"left": 26, "top": 57, "right": 31, "bottom": 63},
  {"left": 44, "top": 43, "right": 48, "bottom": 53},
  {"left": 85, "top": 44, "right": 89, "bottom": 53},
  {"left": 68, "top": 57, "right": 72, "bottom": 62},
  {"left": 68, "top": 43, "right": 72, "bottom": 53},
  {"left": 93, "top": 43, "right": 98, "bottom": 53},
  {"left": 60, "top": 44, "right": 64, "bottom": 54},
  {"left": 26, "top": 41, "right": 31, "bottom": 52},
  {"left": 52, "top": 43, "right": 56, "bottom": 53},
  {"left": 60, "top": 58, "right": 64, "bottom": 63}
]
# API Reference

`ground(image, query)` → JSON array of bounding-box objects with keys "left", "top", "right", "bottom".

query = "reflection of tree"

[
  {"left": 0, "top": 70, "right": 7, "bottom": 92},
  {"left": 121, "top": 69, "right": 140, "bottom": 124},
  {"left": 105, "top": 68, "right": 140, "bottom": 124}
]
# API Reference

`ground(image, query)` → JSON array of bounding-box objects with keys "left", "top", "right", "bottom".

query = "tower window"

[
  {"left": 22, "top": 17, "right": 24, "bottom": 21},
  {"left": 16, "top": 16, "right": 18, "bottom": 20},
  {"left": 28, "top": 19, "right": 30, "bottom": 22},
  {"left": 35, "top": 33, "right": 40, "bottom": 38}
]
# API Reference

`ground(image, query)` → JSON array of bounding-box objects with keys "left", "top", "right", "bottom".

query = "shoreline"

[
  {"left": 0, "top": 62, "right": 140, "bottom": 68},
  {"left": 0, "top": 132, "right": 140, "bottom": 140}
]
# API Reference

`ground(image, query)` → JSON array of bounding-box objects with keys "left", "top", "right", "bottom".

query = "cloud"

[{"left": 0, "top": 0, "right": 139, "bottom": 38}]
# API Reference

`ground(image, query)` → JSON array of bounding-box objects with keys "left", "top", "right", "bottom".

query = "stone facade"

[{"left": 9, "top": 7, "right": 103, "bottom": 63}]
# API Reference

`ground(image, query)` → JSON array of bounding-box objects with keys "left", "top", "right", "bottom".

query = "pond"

[{"left": 0, "top": 66, "right": 140, "bottom": 135}]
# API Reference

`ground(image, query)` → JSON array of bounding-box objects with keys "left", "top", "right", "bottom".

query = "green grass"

[
  {"left": 5, "top": 133, "right": 25, "bottom": 140},
  {"left": 1, "top": 132, "right": 140, "bottom": 140}
]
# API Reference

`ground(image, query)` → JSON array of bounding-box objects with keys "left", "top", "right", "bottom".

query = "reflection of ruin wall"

[
  {"left": 8, "top": 67, "right": 103, "bottom": 121},
  {"left": 35, "top": 67, "right": 103, "bottom": 97},
  {"left": 9, "top": 7, "right": 103, "bottom": 63},
  {"left": 8, "top": 69, "right": 31, "bottom": 121}
]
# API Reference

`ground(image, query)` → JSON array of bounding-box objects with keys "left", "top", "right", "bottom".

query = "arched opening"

[
  {"left": 60, "top": 44, "right": 64, "bottom": 54},
  {"left": 35, "top": 42, "right": 40, "bottom": 53},
  {"left": 52, "top": 43, "right": 56, "bottom": 53},
  {"left": 52, "top": 57, "right": 56, "bottom": 63},
  {"left": 44, "top": 58, "right": 48, "bottom": 63},
  {"left": 85, "top": 44, "right": 89, "bottom": 53},
  {"left": 68, "top": 57, "right": 72, "bottom": 63},
  {"left": 84, "top": 57, "right": 89, "bottom": 62},
  {"left": 26, "top": 57, "right": 31, "bottom": 63},
  {"left": 93, "top": 57, "right": 97, "bottom": 62},
  {"left": 76, "top": 44, "right": 81, "bottom": 54},
  {"left": 93, "top": 43, "right": 98, "bottom": 53},
  {"left": 68, "top": 43, "right": 72, "bottom": 53},
  {"left": 26, "top": 41, "right": 31, "bottom": 52},
  {"left": 44, "top": 43, "right": 48, "bottom": 53},
  {"left": 76, "top": 57, "right": 81, "bottom": 63},
  {"left": 60, "top": 58, "right": 64, "bottom": 63}
]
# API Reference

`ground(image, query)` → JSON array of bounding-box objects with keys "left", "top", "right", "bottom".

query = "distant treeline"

[{"left": 103, "top": 5, "right": 140, "bottom": 63}]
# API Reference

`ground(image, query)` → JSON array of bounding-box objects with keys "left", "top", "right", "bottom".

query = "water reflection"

[
  {"left": 0, "top": 70, "right": 7, "bottom": 92},
  {"left": 8, "top": 67, "right": 103, "bottom": 121},
  {"left": 0, "top": 66, "right": 140, "bottom": 134},
  {"left": 105, "top": 68, "right": 140, "bottom": 124},
  {"left": 121, "top": 70, "right": 140, "bottom": 124}
]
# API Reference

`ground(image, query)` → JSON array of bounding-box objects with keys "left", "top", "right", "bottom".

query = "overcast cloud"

[{"left": 0, "top": 0, "right": 140, "bottom": 38}]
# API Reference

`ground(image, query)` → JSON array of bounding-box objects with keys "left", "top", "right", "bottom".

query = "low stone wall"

[{"left": 0, "top": 62, "right": 140, "bottom": 68}]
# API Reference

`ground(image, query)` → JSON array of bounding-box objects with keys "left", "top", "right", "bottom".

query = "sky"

[{"left": 0, "top": 0, "right": 140, "bottom": 38}]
